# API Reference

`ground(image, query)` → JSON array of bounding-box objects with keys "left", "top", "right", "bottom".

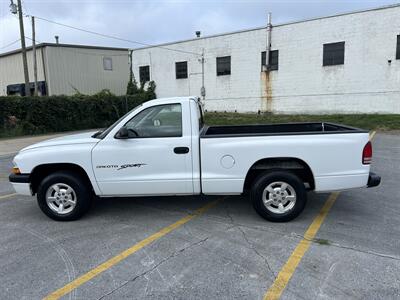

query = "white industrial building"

[
  {"left": 0, "top": 43, "right": 130, "bottom": 96},
  {"left": 132, "top": 4, "right": 400, "bottom": 114}
]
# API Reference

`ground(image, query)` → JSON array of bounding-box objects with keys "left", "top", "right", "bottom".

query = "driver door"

[{"left": 92, "top": 102, "right": 193, "bottom": 196}]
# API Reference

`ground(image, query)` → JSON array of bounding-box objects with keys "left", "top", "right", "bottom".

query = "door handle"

[{"left": 174, "top": 147, "right": 189, "bottom": 154}]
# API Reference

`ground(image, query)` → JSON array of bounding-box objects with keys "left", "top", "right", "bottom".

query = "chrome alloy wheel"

[
  {"left": 45, "top": 183, "right": 77, "bottom": 215},
  {"left": 262, "top": 181, "right": 297, "bottom": 214}
]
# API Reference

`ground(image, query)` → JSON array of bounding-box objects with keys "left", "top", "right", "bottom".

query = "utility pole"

[
  {"left": 32, "top": 16, "right": 38, "bottom": 96},
  {"left": 11, "top": 0, "right": 30, "bottom": 96}
]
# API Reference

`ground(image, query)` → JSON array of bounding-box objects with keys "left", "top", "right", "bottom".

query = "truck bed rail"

[{"left": 201, "top": 122, "right": 367, "bottom": 138}]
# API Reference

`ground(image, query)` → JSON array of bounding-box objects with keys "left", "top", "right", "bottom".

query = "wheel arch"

[
  {"left": 30, "top": 163, "right": 94, "bottom": 195},
  {"left": 243, "top": 157, "right": 315, "bottom": 192}
]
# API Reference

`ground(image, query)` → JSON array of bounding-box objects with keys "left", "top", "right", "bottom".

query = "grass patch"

[
  {"left": 204, "top": 113, "right": 400, "bottom": 131},
  {"left": 314, "top": 238, "right": 331, "bottom": 245}
]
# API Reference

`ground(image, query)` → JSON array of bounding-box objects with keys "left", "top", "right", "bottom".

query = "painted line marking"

[
  {"left": 264, "top": 130, "right": 377, "bottom": 300},
  {"left": 44, "top": 198, "right": 223, "bottom": 300},
  {"left": 0, "top": 193, "right": 16, "bottom": 200},
  {"left": 370, "top": 130, "right": 376, "bottom": 140},
  {"left": 264, "top": 192, "right": 339, "bottom": 300}
]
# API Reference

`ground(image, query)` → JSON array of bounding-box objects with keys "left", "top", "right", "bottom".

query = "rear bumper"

[{"left": 367, "top": 172, "right": 381, "bottom": 188}]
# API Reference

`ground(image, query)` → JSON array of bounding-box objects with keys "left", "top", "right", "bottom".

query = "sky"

[{"left": 0, "top": 0, "right": 399, "bottom": 53}]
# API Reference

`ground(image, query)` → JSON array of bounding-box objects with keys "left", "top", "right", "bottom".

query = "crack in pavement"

[
  {"left": 223, "top": 202, "right": 276, "bottom": 278},
  {"left": 96, "top": 237, "right": 210, "bottom": 300},
  {"left": 207, "top": 206, "right": 400, "bottom": 264},
  {"left": 287, "top": 232, "right": 400, "bottom": 261},
  {"left": 236, "top": 225, "right": 276, "bottom": 278},
  {"left": 326, "top": 241, "right": 400, "bottom": 261}
]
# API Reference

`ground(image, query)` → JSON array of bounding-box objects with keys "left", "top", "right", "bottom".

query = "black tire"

[
  {"left": 37, "top": 171, "right": 92, "bottom": 221},
  {"left": 251, "top": 171, "right": 307, "bottom": 222}
]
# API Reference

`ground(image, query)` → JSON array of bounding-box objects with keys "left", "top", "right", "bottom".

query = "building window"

[
  {"left": 139, "top": 66, "right": 150, "bottom": 83},
  {"left": 323, "top": 42, "right": 345, "bottom": 66},
  {"left": 396, "top": 35, "right": 400, "bottom": 60},
  {"left": 216, "top": 56, "right": 231, "bottom": 76},
  {"left": 175, "top": 61, "right": 188, "bottom": 79},
  {"left": 261, "top": 50, "right": 279, "bottom": 71},
  {"left": 103, "top": 57, "right": 113, "bottom": 70}
]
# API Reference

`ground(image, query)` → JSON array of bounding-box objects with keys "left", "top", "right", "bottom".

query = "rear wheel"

[
  {"left": 251, "top": 171, "right": 307, "bottom": 222},
  {"left": 37, "top": 171, "right": 92, "bottom": 221}
]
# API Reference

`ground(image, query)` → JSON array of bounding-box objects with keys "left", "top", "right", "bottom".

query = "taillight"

[{"left": 362, "top": 141, "right": 372, "bottom": 165}]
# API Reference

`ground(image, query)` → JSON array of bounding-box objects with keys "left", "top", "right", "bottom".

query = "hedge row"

[{"left": 0, "top": 92, "right": 155, "bottom": 138}]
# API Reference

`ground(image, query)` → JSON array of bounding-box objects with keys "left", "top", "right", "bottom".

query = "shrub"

[{"left": 0, "top": 92, "right": 155, "bottom": 138}]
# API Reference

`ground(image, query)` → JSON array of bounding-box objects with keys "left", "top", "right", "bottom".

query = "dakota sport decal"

[{"left": 96, "top": 163, "right": 147, "bottom": 170}]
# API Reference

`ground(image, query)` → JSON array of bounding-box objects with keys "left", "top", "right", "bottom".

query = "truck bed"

[{"left": 202, "top": 122, "right": 367, "bottom": 137}]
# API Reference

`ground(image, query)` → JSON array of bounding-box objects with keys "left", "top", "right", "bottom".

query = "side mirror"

[{"left": 116, "top": 127, "right": 129, "bottom": 139}]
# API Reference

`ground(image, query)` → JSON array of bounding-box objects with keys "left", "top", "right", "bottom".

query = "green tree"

[
  {"left": 126, "top": 72, "right": 139, "bottom": 95},
  {"left": 147, "top": 81, "right": 157, "bottom": 99}
]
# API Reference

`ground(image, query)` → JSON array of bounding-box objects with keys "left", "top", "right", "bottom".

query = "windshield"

[{"left": 93, "top": 104, "right": 143, "bottom": 139}]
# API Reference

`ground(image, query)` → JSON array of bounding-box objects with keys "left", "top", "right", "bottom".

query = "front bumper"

[
  {"left": 9, "top": 173, "right": 32, "bottom": 195},
  {"left": 367, "top": 172, "right": 381, "bottom": 188},
  {"left": 9, "top": 173, "right": 30, "bottom": 183}
]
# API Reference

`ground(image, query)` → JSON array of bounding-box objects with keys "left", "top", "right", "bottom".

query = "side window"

[
  {"left": 175, "top": 61, "right": 188, "bottom": 79},
  {"left": 323, "top": 42, "right": 345, "bottom": 66},
  {"left": 103, "top": 57, "right": 113, "bottom": 70},
  {"left": 216, "top": 56, "right": 231, "bottom": 76},
  {"left": 261, "top": 50, "right": 279, "bottom": 71},
  {"left": 124, "top": 104, "right": 182, "bottom": 138},
  {"left": 196, "top": 102, "right": 204, "bottom": 131},
  {"left": 139, "top": 66, "right": 150, "bottom": 83}
]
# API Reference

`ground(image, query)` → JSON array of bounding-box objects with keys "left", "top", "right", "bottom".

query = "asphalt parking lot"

[{"left": 0, "top": 132, "right": 399, "bottom": 300}]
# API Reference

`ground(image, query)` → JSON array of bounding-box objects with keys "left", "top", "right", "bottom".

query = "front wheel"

[
  {"left": 37, "top": 171, "right": 92, "bottom": 221},
  {"left": 251, "top": 171, "right": 307, "bottom": 222}
]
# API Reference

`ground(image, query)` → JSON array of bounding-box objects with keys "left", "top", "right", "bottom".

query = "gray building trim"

[{"left": 0, "top": 43, "right": 129, "bottom": 58}]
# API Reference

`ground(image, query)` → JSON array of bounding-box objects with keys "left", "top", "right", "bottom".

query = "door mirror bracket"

[{"left": 115, "top": 127, "right": 129, "bottom": 139}]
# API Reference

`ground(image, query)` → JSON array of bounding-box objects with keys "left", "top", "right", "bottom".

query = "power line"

[
  {"left": 31, "top": 15, "right": 202, "bottom": 56},
  {"left": 1, "top": 39, "right": 21, "bottom": 49}
]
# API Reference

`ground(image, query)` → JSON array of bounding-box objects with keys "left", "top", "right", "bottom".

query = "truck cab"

[{"left": 91, "top": 97, "right": 203, "bottom": 196}]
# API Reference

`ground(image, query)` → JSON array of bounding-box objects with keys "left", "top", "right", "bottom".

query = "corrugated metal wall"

[
  {"left": 0, "top": 46, "right": 129, "bottom": 96},
  {"left": 46, "top": 46, "right": 129, "bottom": 95},
  {"left": 0, "top": 49, "right": 45, "bottom": 96}
]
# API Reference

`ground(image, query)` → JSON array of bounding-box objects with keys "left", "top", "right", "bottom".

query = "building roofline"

[
  {"left": 0, "top": 42, "right": 129, "bottom": 58},
  {"left": 132, "top": 3, "right": 400, "bottom": 51}
]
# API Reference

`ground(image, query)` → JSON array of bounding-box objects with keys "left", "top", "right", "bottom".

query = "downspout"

[
  {"left": 265, "top": 12, "right": 273, "bottom": 112},
  {"left": 40, "top": 46, "right": 48, "bottom": 95},
  {"left": 266, "top": 12, "right": 272, "bottom": 71},
  {"left": 201, "top": 48, "right": 205, "bottom": 101},
  {"left": 148, "top": 52, "right": 152, "bottom": 82}
]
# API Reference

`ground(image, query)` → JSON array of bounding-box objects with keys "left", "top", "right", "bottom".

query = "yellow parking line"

[
  {"left": 370, "top": 130, "right": 376, "bottom": 140},
  {"left": 0, "top": 193, "right": 16, "bottom": 200},
  {"left": 44, "top": 198, "right": 223, "bottom": 300},
  {"left": 264, "top": 192, "right": 339, "bottom": 300},
  {"left": 264, "top": 130, "right": 377, "bottom": 300}
]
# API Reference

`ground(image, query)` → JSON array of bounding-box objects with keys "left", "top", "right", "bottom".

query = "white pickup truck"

[{"left": 9, "top": 97, "right": 380, "bottom": 222}]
